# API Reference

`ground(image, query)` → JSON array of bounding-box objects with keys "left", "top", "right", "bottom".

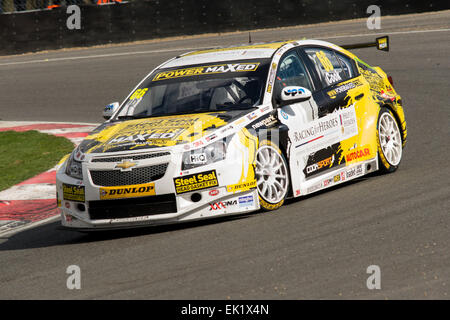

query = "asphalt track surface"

[{"left": 0, "top": 11, "right": 449, "bottom": 299}]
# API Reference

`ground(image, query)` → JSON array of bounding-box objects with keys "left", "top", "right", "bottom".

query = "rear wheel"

[
  {"left": 255, "top": 140, "right": 289, "bottom": 211},
  {"left": 377, "top": 108, "right": 403, "bottom": 173}
]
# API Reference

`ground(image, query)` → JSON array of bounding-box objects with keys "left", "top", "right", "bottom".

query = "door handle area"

[{"left": 355, "top": 93, "right": 364, "bottom": 100}]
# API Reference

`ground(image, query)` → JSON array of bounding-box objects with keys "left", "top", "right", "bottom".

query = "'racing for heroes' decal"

[
  {"left": 293, "top": 104, "right": 358, "bottom": 151},
  {"left": 153, "top": 63, "right": 260, "bottom": 81},
  {"left": 173, "top": 170, "right": 219, "bottom": 194},
  {"left": 99, "top": 183, "right": 156, "bottom": 200}
]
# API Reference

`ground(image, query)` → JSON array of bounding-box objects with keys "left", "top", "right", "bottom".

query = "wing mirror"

[
  {"left": 279, "top": 86, "right": 312, "bottom": 107},
  {"left": 103, "top": 102, "right": 119, "bottom": 120}
]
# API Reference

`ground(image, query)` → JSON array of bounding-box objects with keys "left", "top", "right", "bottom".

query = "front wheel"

[
  {"left": 377, "top": 108, "right": 403, "bottom": 173},
  {"left": 255, "top": 140, "right": 289, "bottom": 211}
]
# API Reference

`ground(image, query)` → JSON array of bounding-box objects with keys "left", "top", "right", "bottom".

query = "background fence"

[{"left": 0, "top": 0, "right": 449, "bottom": 55}]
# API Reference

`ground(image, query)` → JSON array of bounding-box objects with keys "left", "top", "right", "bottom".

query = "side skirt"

[{"left": 292, "top": 157, "right": 379, "bottom": 198}]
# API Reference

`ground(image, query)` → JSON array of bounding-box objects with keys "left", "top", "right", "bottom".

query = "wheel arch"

[{"left": 380, "top": 102, "right": 406, "bottom": 145}]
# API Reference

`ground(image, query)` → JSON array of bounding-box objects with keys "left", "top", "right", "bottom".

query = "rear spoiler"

[{"left": 341, "top": 36, "right": 389, "bottom": 52}]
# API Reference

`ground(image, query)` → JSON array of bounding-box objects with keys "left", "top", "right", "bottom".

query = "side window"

[
  {"left": 274, "top": 51, "right": 312, "bottom": 100},
  {"left": 335, "top": 52, "right": 356, "bottom": 79},
  {"left": 304, "top": 48, "right": 346, "bottom": 87}
]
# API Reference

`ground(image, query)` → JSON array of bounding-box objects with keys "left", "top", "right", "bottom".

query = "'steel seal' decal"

[
  {"left": 173, "top": 170, "right": 219, "bottom": 194},
  {"left": 62, "top": 184, "right": 85, "bottom": 202}
]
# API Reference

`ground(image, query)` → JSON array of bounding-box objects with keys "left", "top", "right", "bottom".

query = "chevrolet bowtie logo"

[{"left": 115, "top": 160, "right": 137, "bottom": 171}]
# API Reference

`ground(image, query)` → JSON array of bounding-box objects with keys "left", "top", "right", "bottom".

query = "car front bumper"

[{"left": 56, "top": 149, "right": 260, "bottom": 230}]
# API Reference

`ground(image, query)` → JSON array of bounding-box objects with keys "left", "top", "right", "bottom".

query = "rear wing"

[{"left": 341, "top": 36, "right": 389, "bottom": 52}]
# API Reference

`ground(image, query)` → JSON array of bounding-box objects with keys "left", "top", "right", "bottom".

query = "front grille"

[
  {"left": 90, "top": 164, "right": 168, "bottom": 186},
  {"left": 91, "top": 152, "right": 170, "bottom": 163},
  {"left": 88, "top": 194, "right": 177, "bottom": 220}
]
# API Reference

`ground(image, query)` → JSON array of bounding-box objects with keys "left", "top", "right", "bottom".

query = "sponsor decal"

[
  {"left": 260, "top": 105, "right": 271, "bottom": 113},
  {"left": 327, "top": 79, "right": 362, "bottom": 98},
  {"left": 294, "top": 118, "right": 339, "bottom": 143},
  {"left": 295, "top": 189, "right": 301, "bottom": 196},
  {"left": 339, "top": 105, "right": 357, "bottom": 136},
  {"left": 275, "top": 45, "right": 290, "bottom": 57},
  {"left": 378, "top": 37, "right": 388, "bottom": 50},
  {"left": 325, "top": 71, "right": 342, "bottom": 84},
  {"left": 238, "top": 195, "right": 254, "bottom": 207},
  {"left": 315, "top": 51, "right": 334, "bottom": 72},
  {"left": 219, "top": 125, "right": 234, "bottom": 134},
  {"left": 247, "top": 112, "right": 258, "bottom": 121},
  {"left": 266, "top": 63, "right": 277, "bottom": 93},
  {"left": 303, "top": 143, "right": 342, "bottom": 179},
  {"left": 323, "top": 177, "right": 333, "bottom": 187},
  {"left": 189, "top": 153, "right": 207, "bottom": 165},
  {"left": 64, "top": 213, "right": 73, "bottom": 222},
  {"left": 152, "top": 63, "right": 260, "bottom": 81},
  {"left": 333, "top": 174, "right": 341, "bottom": 183},
  {"left": 209, "top": 200, "right": 237, "bottom": 211},
  {"left": 307, "top": 181, "right": 323, "bottom": 193},
  {"left": 99, "top": 183, "right": 155, "bottom": 200},
  {"left": 227, "top": 180, "right": 257, "bottom": 193},
  {"left": 251, "top": 114, "right": 277, "bottom": 130},
  {"left": 283, "top": 87, "right": 306, "bottom": 96},
  {"left": 173, "top": 170, "right": 219, "bottom": 194},
  {"left": 340, "top": 171, "right": 346, "bottom": 181},
  {"left": 62, "top": 184, "right": 85, "bottom": 202},
  {"left": 209, "top": 189, "right": 219, "bottom": 197},
  {"left": 104, "top": 118, "right": 205, "bottom": 149},
  {"left": 345, "top": 147, "right": 371, "bottom": 162},
  {"left": 356, "top": 164, "right": 363, "bottom": 176},
  {"left": 305, "top": 155, "right": 335, "bottom": 175},
  {"left": 346, "top": 167, "right": 357, "bottom": 179},
  {"left": 193, "top": 140, "right": 205, "bottom": 148},
  {"left": 294, "top": 105, "right": 358, "bottom": 149},
  {"left": 205, "top": 134, "right": 217, "bottom": 142},
  {"left": 280, "top": 109, "right": 288, "bottom": 120},
  {"left": 234, "top": 118, "right": 246, "bottom": 125},
  {"left": 108, "top": 129, "right": 183, "bottom": 145},
  {"left": 129, "top": 88, "right": 148, "bottom": 100}
]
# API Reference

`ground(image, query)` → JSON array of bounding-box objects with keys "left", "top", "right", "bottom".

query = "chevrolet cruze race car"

[{"left": 56, "top": 36, "right": 407, "bottom": 230}]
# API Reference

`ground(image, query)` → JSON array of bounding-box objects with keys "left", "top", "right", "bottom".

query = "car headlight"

[
  {"left": 65, "top": 153, "right": 83, "bottom": 180},
  {"left": 182, "top": 139, "right": 228, "bottom": 170}
]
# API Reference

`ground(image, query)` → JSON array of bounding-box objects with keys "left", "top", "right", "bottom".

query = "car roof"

[
  {"left": 161, "top": 39, "right": 344, "bottom": 69},
  {"left": 160, "top": 40, "right": 342, "bottom": 68}
]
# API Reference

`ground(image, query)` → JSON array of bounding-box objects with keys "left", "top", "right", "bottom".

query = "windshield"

[{"left": 114, "top": 60, "right": 269, "bottom": 120}]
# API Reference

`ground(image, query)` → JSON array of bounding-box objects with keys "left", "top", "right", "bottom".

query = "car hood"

[{"left": 77, "top": 110, "right": 250, "bottom": 154}]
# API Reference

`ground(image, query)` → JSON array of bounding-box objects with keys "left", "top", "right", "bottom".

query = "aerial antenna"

[{"left": 248, "top": 32, "right": 252, "bottom": 44}]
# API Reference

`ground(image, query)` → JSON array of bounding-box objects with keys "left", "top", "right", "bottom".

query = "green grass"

[{"left": 0, "top": 130, "right": 75, "bottom": 192}]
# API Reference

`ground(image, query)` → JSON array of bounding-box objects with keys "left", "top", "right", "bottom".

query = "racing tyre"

[
  {"left": 255, "top": 140, "right": 289, "bottom": 211},
  {"left": 376, "top": 107, "right": 403, "bottom": 173}
]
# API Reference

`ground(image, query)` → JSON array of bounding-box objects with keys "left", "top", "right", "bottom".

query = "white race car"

[{"left": 56, "top": 37, "right": 407, "bottom": 230}]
